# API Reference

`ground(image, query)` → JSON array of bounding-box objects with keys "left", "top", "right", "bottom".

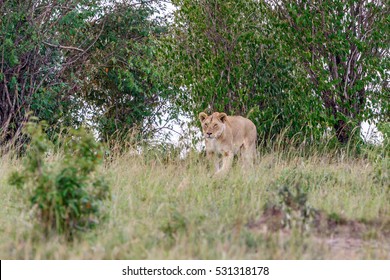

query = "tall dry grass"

[{"left": 0, "top": 138, "right": 389, "bottom": 259}]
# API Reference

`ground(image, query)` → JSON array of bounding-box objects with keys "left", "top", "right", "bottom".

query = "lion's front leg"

[
  {"left": 207, "top": 151, "right": 220, "bottom": 174},
  {"left": 214, "top": 151, "right": 233, "bottom": 177}
]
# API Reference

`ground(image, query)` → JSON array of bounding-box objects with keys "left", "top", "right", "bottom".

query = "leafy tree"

[
  {"left": 78, "top": 1, "right": 172, "bottom": 142},
  {"left": 0, "top": 0, "right": 102, "bottom": 148},
  {"left": 161, "top": 0, "right": 324, "bottom": 143},
  {"left": 268, "top": 0, "right": 389, "bottom": 143},
  {"left": 1, "top": 0, "right": 171, "bottom": 149}
]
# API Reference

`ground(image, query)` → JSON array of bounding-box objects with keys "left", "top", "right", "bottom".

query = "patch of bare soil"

[{"left": 247, "top": 205, "right": 390, "bottom": 259}]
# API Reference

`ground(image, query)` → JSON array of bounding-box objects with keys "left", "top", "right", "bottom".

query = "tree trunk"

[
  {"left": 333, "top": 119, "right": 360, "bottom": 144},
  {"left": 333, "top": 120, "right": 349, "bottom": 144}
]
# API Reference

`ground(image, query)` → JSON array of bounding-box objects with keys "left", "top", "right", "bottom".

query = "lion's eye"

[
  {"left": 213, "top": 124, "right": 217, "bottom": 128},
  {"left": 204, "top": 124, "right": 208, "bottom": 127}
]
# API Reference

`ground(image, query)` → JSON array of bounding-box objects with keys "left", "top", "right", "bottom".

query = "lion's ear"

[
  {"left": 218, "top": 113, "right": 228, "bottom": 123},
  {"left": 199, "top": 112, "right": 208, "bottom": 122}
]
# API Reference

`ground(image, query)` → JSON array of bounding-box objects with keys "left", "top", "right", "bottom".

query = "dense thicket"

[
  {"left": 77, "top": 2, "right": 171, "bottom": 142},
  {"left": 269, "top": 0, "right": 389, "bottom": 143},
  {"left": 1, "top": 0, "right": 388, "bottom": 149},
  {"left": 163, "top": 0, "right": 388, "bottom": 144},
  {"left": 0, "top": 0, "right": 169, "bottom": 148},
  {"left": 1, "top": 0, "right": 102, "bottom": 146},
  {"left": 162, "top": 0, "right": 325, "bottom": 143}
]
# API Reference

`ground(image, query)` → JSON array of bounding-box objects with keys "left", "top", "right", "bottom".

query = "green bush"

[
  {"left": 9, "top": 122, "right": 109, "bottom": 240},
  {"left": 277, "top": 183, "right": 317, "bottom": 233}
]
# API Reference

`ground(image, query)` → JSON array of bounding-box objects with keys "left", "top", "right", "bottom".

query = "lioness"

[{"left": 199, "top": 112, "right": 257, "bottom": 177}]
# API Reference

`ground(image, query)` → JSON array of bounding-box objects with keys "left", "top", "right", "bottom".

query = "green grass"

[{"left": 0, "top": 148, "right": 389, "bottom": 259}]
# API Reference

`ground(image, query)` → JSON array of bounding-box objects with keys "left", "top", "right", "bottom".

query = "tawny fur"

[{"left": 199, "top": 112, "right": 257, "bottom": 177}]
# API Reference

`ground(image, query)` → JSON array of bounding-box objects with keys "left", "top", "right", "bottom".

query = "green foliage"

[
  {"left": 160, "top": 210, "right": 188, "bottom": 242},
  {"left": 1, "top": 0, "right": 388, "bottom": 150},
  {"left": 78, "top": 2, "right": 172, "bottom": 142},
  {"left": 160, "top": 0, "right": 388, "bottom": 145},
  {"left": 0, "top": 0, "right": 101, "bottom": 146},
  {"left": 161, "top": 0, "right": 326, "bottom": 144},
  {"left": 366, "top": 123, "right": 389, "bottom": 187},
  {"left": 8, "top": 121, "right": 109, "bottom": 240},
  {"left": 30, "top": 85, "right": 79, "bottom": 141},
  {"left": 1, "top": 0, "right": 169, "bottom": 148},
  {"left": 269, "top": 0, "right": 389, "bottom": 143},
  {"left": 277, "top": 184, "right": 318, "bottom": 233},
  {"left": 377, "top": 122, "right": 390, "bottom": 147},
  {"left": 273, "top": 169, "right": 320, "bottom": 232}
]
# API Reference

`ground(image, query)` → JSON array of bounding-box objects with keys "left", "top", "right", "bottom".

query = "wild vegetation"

[
  {"left": 1, "top": 138, "right": 389, "bottom": 259},
  {"left": 0, "top": 0, "right": 389, "bottom": 259},
  {"left": 8, "top": 121, "right": 109, "bottom": 240}
]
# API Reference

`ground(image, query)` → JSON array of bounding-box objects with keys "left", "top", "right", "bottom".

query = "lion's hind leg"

[{"left": 241, "top": 141, "right": 256, "bottom": 170}]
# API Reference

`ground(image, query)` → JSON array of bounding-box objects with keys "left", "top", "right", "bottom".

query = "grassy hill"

[{"left": 0, "top": 146, "right": 389, "bottom": 259}]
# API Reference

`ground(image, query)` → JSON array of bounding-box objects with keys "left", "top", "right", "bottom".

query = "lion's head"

[{"left": 198, "top": 112, "right": 228, "bottom": 139}]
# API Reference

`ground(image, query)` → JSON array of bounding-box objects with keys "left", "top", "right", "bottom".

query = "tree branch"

[{"left": 43, "top": 41, "right": 85, "bottom": 52}]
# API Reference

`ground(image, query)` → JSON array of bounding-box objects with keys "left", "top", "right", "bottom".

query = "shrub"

[
  {"left": 277, "top": 184, "right": 317, "bottom": 233},
  {"left": 8, "top": 121, "right": 109, "bottom": 240}
]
